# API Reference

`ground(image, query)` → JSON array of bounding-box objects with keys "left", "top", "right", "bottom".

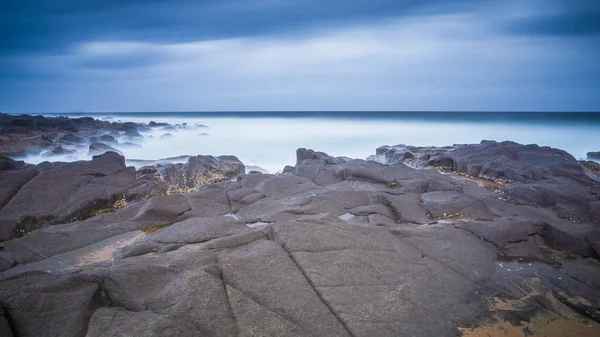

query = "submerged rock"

[
  {"left": 41, "top": 145, "right": 76, "bottom": 158},
  {"left": 98, "top": 134, "right": 118, "bottom": 144},
  {"left": 58, "top": 133, "right": 86, "bottom": 145},
  {"left": 88, "top": 142, "right": 123, "bottom": 156},
  {"left": 0, "top": 114, "right": 175, "bottom": 159}
]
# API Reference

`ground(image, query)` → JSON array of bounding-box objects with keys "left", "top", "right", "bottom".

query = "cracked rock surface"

[{"left": 1, "top": 142, "right": 600, "bottom": 336}]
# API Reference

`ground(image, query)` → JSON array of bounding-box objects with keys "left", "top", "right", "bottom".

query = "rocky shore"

[
  {"left": 0, "top": 113, "right": 203, "bottom": 161},
  {"left": 0, "top": 114, "right": 599, "bottom": 336}
]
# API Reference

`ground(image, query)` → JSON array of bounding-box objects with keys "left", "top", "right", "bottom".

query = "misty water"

[{"left": 20, "top": 112, "right": 600, "bottom": 173}]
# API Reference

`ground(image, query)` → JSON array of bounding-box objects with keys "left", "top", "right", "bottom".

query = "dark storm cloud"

[
  {"left": 506, "top": 8, "right": 600, "bottom": 37},
  {"left": 1, "top": 0, "right": 479, "bottom": 55},
  {"left": 1, "top": 0, "right": 599, "bottom": 112}
]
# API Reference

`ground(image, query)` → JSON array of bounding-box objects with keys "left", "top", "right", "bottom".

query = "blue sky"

[{"left": 1, "top": 0, "right": 599, "bottom": 112}]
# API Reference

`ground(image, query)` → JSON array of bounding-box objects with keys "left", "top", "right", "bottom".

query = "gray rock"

[
  {"left": 0, "top": 306, "right": 13, "bottom": 337},
  {"left": 588, "top": 151, "right": 600, "bottom": 161},
  {"left": 87, "top": 307, "right": 202, "bottom": 337},
  {"left": 0, "top": 156, "right": 25, "bottom": 171},
  {"left": 0, "top": 144, "right": 599, "bottom": 336},
  {"left": 42, "top": 145, "right": 76, "bottom": 157},
  {"left": 155, "top": 155, "right": 245, "bottom": 188},
  {"left": 88, "top": 142, "right": 123, "bottom": 156},
  {"left": 0, "top": 272, "right": 103, "bottom": 337},
  {"left": 98, "top": 134, "right": 117, "bottom": 144},
  {"left": 59, "top": 133, "right": 86, "bottom": 144},
  {"left": 0, "top": 152, "right": 145, "bottom": 241}
]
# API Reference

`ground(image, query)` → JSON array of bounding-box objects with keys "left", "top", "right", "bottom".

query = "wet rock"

[
  {"left": 59, "top": 133, "right": 86, "bottom": 144},
  {"left": 588, "top": 151, "right": 600, "bottom": 161},
  {"left": 123, "top": 130, "right": 144, "bottom": 139},
  {"left": 148, "top": 121, "right": 169, "bottom": 127},
  {"left": 245, "top": 165, "right": 268, "bottom": 174},
  {"left": 98, "top": 134, "right": 118, "bottom": 144},
  {"left": 119, "top": 142, "right": 142, "bottom": 148},
  {"left": 296, "top": 148, "right": 351, "bottom": 166},
  {"left": 0, "top": 133, "right": 53, "bottom": 157},
  {"left": 42, "top": 145, "right": 76, "bottom": 158},
  {"left": 580, "top": 160, "right": 600, "bottom": 176},
  {"left": 155, "top": 155, "right": 245, "bottom": 188},
  {"left": 88, "top": 142, "right": 123, "bottom": 156},
  {"left": 0, "top": 114, "right": 153, "bottom": 158}
]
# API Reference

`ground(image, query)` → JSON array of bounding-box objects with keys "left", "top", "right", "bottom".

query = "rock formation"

[
  {"left": 0, "top": 113, "right": 170, "bottom": 159},
  {"left": 588, "top": 151, "right": 600, "bottom": 161},
  {"left": 0, "top": 141, "right": 599, "bottom": 336}
]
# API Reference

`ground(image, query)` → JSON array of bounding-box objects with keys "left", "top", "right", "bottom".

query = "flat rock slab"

[{"left": 0, "top": 231, "right": 144, "bottom": 280}]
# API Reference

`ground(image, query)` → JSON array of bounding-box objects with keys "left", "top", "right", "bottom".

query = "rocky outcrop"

[
  {"left": 141, "top": 155, "right": 245, "bottom": 189},
  {"left": 371, "top": 141, "right": 600, "bottom": 222},
  {"left": 0, "top": 156, "right": 26, "bottom": 171},
  {"left": 0, "top": 144, "right": 599, "bottom": 336},
  {"left": 582, "top": 160, "right": 600, "bottom": 176},
  {"left": 0, "top": 113, "right": 175, "bottom": 158},
  {"left": 0, "top": 152, "right": 168, "bottom": 241},
  {"left": 589, "top": 151, "right": 600, "bottom": 161}
]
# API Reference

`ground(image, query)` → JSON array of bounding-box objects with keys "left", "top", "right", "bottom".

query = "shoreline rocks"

[
  {"left": 0, "top": 140, "right": 599, "bottom": 336},
  {"left": 0, "top": 113, "right": 177, "bottom": 160},
  {"left": 370, "top": 141, "right": 600, "bottom": 222}
]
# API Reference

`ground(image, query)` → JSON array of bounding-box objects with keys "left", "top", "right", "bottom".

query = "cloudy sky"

[{"left": 1, "top": 0, "right": 599, "bottom": 112}]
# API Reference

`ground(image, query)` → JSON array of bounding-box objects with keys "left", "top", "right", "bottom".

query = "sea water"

[{"left": 19, "top": 112, "right": 600, "bottom": 173}]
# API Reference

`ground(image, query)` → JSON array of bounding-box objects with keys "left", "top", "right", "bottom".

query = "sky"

[{"left": 1, "top": 0, "right": 599, "bottom": 113}]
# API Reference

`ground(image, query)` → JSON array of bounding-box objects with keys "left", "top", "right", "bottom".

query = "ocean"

[{"left": 24, "top": 112, "right": 600, "bottom": 173}]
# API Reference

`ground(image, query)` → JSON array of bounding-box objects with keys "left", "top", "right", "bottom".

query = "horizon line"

[{"left": 6, "top": 110, "right": 600, "bottom": 114}]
